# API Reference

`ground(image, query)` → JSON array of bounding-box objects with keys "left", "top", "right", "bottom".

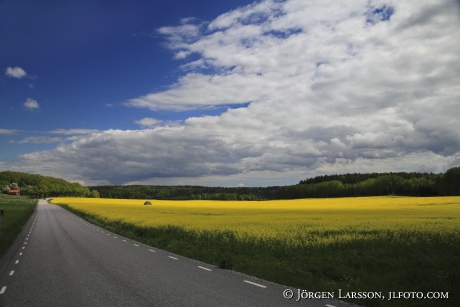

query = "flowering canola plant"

[{"left": 51, "top": 196, "right": 460, "bottom": 248}]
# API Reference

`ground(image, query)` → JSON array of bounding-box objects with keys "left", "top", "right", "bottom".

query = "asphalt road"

[{"left": 0, "top": 200, "right": 357, "bottom": 307}]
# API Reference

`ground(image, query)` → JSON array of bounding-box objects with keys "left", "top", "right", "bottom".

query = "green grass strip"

[{"left": 0, "top": 195, "right": 37, "bottom": 258}]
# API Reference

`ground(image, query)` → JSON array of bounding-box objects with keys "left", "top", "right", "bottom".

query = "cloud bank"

[{"left": 4, "top": 0, "right": 460, "bottom": 186}]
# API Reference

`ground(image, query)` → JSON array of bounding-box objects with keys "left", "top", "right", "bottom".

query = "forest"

[{"left": 1, "top": 166, "right": 459, "bottom": 200}]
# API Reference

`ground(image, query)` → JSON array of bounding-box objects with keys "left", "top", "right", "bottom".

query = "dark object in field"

[
  {"left": 219, "top": 259, "right": 233, "bottom": 270},
  {"left": 144, "top": 201, "right": 152, "bottom": 205}
]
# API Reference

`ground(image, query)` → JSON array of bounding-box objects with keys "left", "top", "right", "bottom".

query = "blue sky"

[{"left": 1, "top": 0, "right": 460, "bottom": 186}]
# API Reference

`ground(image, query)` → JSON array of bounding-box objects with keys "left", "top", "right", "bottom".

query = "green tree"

[
  {"left": 90, "top": 190, "right": 100, "bottom": 198},
  {"left": 442, "top": 167, "right": 460, "bottom": 195},
  {"left": 2, "top": 185, "right": 10, "bottom": 194}
]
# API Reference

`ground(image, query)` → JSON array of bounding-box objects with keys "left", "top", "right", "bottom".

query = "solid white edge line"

[
  {"left": 169, "top": 256, "right": 178, "bottom": 260},
  {"left": 243, "top": 280, "right": 266, "bottom": 288},
  {"left": 198, "top": 266, "right": 212, "bottom": 271},
  {"left": 0, "top": 286, "right": 6, "bottom": 294}
]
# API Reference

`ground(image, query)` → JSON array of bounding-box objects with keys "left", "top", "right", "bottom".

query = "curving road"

[{"left": 0, "top": 200, "right": 355, "bottom": 307}]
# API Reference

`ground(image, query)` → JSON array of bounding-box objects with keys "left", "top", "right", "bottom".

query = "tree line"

[
  {"left": 89, "top": 185, "right": 279, "bottom": 201},
  {"left": 1, "top": 167, "right": 459, "bottom": 200},
  {"left": 278, "top": 167, "right": 460, "bottom": 199},
  {"left": 0, "top": 171, "right": 99, "bottom": 198}
]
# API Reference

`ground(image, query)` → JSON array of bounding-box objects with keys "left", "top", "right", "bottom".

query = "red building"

[{"left": 9, "top": 189, "right": 20, "bottom": 196}]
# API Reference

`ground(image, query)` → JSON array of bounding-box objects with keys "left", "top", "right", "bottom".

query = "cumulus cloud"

[
  {"left": 5, "top": 66, "right": 27, "bottom": 79},
  {"left": 3, "top": 0, "right": 460, "bottom": 185},
  {"left": 23, "top": 98, "right": 40, "bottom": 110}
]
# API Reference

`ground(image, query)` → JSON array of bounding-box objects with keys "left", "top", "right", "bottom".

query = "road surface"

[{"left": 0, "top": 200, "right": 356, "bottom": 307}]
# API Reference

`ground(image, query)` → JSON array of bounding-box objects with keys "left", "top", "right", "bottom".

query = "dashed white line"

[
  {"left": 15, "top": 260, "right": 19, "bottom": 264},
  {"left": 0, "top": 286, "right": 6, "bottom": 294},
  {"left": 19, "top": 253, "right": 22, "bottom": 256},
  {"left": 169, "top": 256, "right": 178, "bottom": 260},
  {"left": 22, "top": 247, "right": 25, "bottom": 250},
  {"left": 325, "top": 305, "right": 337, "bottom": 307},
  {"left": 134, "top": 244, "right": 139, "bottom": 247},
  {"left": 148, "top": 249, "right": 156, "bottom": 253},
  {"left": 9, "top": 271, "right": 14, "bottom": 276},
  {"left": 243, "top": 280, "right": 266, "bottom": 288},
  {"left": 122, "top": 240, "right": 127, "bottom": 242},
  {"left": 198, "top": 266, "right": 212, "bottom": 271},
  {"left": 114, "top": 236, "right": 117, "bottom": 239}
]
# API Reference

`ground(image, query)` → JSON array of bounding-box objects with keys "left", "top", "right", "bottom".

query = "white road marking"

[
  {"left": 148, "top": 249, "right": 155, "bottom": 252},
  {"left": 198, "top": 266, "right": 212, "bottom": 271},
  {"left": 325, "top": 305, "right": 337, "bottom": 307},
  {"left": 19, "top": 253, "right": 22, "bottom": 256},
  {"left": 9, "top": 271, "right": 14, "bottom": 276},
  {"left": 169, "top": 256, "right": 178, "bottom": 260},
  {"left": 114, "top": 236, "right": 117, "bottom": 238},
  {"left": 243, "top": 280, "right": 266, "bottom": 288},
  {"left": 15, "top": 260, "right": 19, "bottom": 264},
  {"left": 22, "top": 247, "right": 25, "bottom": 249},
  {"left": 122, "top": 240, "right": 127, "bottom": 242},
  {"left": 134, "top": 244, "right": 139, "bottom": 247},
  {"left": 0, "top": 286, "right": 6, "bottom": 294},
  {"left": 107, "top": 234, "right": 110, "bottom": 236},
  {"left": 24, "top": 242, "right": 27, "bottom": 244}
]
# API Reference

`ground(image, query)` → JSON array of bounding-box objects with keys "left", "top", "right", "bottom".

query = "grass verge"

[
  {"left": 0, "top": 195, "right": 37, "bottom": 258},
  {"left": 58, "top": 203, "right": 459, "bottom": 307}
]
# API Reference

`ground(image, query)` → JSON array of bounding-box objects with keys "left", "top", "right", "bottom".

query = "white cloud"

[
  {"left": 5, "top": 66, "right": 27, "bottom": 79},
  {"left": 48, "top": 129, "right": 101, "bottom": 135},
  {"left": 0, "top": 129, "right": 20, "bottom": 135},
  {"left": 135, "top": 118, "right": 163, "bottom": 128},
  {"left": 16, "top": 136, "right": 63, "bottom": 144},
  {"left": 3, "top": 0, "right": 460, "bottom": 186},
  {"left": 23, "top": 98, "right": 39, "bottom": 110}
]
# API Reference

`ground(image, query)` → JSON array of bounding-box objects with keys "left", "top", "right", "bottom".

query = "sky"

[{"left": 1, "top": 0, "right": 459, "bottom": 187}]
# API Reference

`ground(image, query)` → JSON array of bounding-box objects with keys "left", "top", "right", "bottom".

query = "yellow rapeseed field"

[{"left": 51, "top": 196, "right": 460, "bottom": 247}]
